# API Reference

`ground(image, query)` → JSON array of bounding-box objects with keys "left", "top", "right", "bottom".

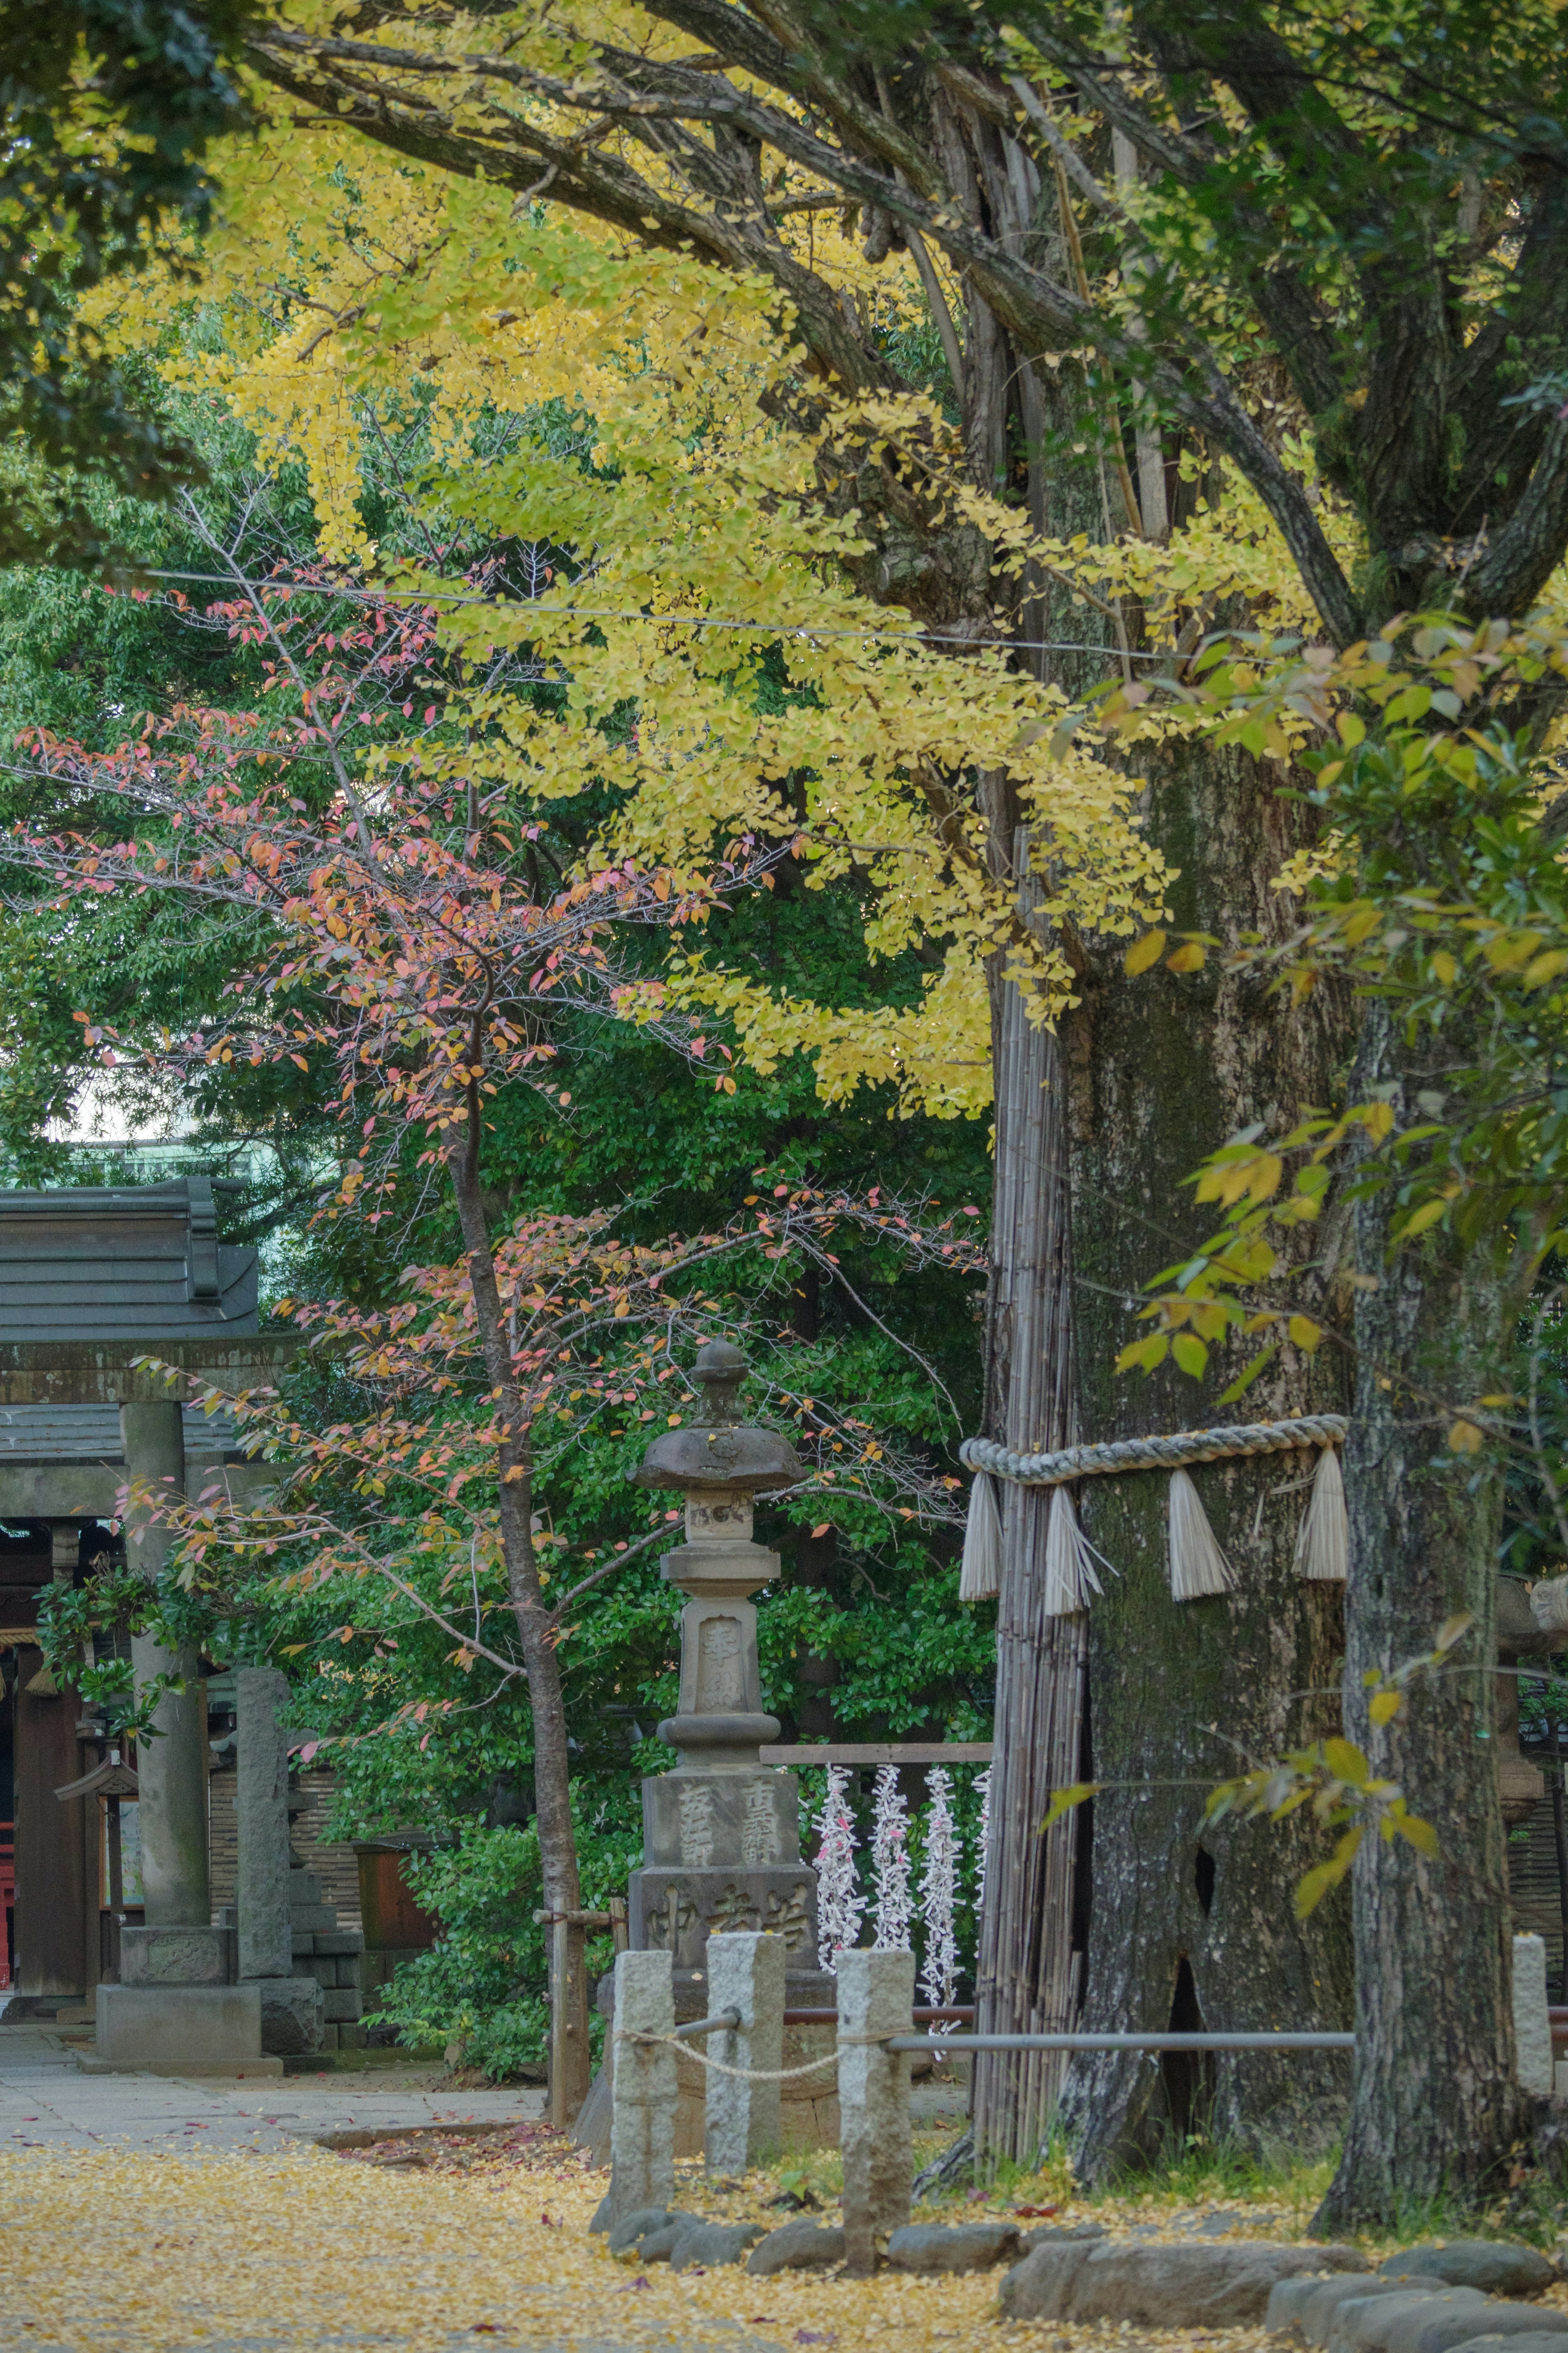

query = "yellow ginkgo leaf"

[{"left": 1040, "top": 1781, "right": 1099, "bottom": 1829}]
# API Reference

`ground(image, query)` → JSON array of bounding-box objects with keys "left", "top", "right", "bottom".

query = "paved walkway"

[{"left": 0, "top": 2017, "right": 547, "bottom": 2150}]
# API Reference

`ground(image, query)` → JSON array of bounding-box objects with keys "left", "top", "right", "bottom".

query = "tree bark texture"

[
  {"left": 1058, "top": 740, "right": 1355, "bottom": 2178},
  {"left": 1315, "top": 1001, "right": 1526, "bottom": 2230},
  {"left": 446, "top": 1141, "right": 580, "bottom": 1920},
  {"left": 972, "top": 833, "right": 1083, "bottom": 2166},
  {"left": 448, "top": 1132, "right": 592, "bottom": 2114}
]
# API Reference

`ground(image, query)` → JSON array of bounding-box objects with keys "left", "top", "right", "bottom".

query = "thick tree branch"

[
  {"left": 251, "top": 17, "right": 1365, "bottom": 637},
  {"left": 1463, "top": 413, "right": 1568, "bottom": 615}
]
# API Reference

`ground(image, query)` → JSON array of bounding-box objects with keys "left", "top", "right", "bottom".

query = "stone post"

[
  {"left": 609, "top": 1946, "right": 677, "bottom": 2225},
  {"left": 236, "top": 1668, "right": 292, "bottom": 1980},
  {"left": 120, "top": 1401, "right": 209, "bottom": 1928},
  {"left": 837, "top": 1946, "right": 913, "bottom": 2277},
  {"left": 705, "top": 1929, "right": 785, "bottom": 2176},
  {"left": 1513, "top": 1931, "right": 1552, "bottom": 2096},
  {"left": 236, "top": 1668, "right": 323, "bottom": 2056}
]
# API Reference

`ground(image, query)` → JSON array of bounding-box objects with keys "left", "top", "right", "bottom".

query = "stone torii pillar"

[
  {"left": 120, "top": 1401, "right": 209, "bottom": 1928},
  {"left": 87, "top": 1395, "right": 277, "bottom": 2073}
]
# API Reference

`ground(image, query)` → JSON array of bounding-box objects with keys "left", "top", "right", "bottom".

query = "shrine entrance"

[{"left": 0, "top": 1179, "right": 270, "bottom": 2015}]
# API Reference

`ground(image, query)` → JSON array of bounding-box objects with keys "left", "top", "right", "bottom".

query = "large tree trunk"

[
  {"left": 972, "top": 834, "right": 1083, "bottom": 2166},
  {"left": 1315, "top": 1001, "right": 1526, "bottom": 2229},
  {"left": 1058, "top": 739, "right": 1356, "bottom": 2178}
]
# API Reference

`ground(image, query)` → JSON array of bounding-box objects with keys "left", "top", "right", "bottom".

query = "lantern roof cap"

[{"left": 631, "top": 1338, "right": 803, "bottom": 1494}]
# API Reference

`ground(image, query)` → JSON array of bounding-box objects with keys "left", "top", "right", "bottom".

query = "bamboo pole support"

[
  {"left": 536, "top": 1907, "right": 604, "bottom": 2126},
  {"left": 971, "top": 830, "right": 1085, "bottom": 2170}
]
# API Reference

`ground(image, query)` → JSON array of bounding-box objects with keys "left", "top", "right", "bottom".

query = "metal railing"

[{"left": 882, "top": 2030, "right": 1355, "bottom": 2053}]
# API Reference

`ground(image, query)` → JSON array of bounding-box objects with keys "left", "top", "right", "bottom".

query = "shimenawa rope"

[
  {"left": 958, "top": 1414, "right": 1350, "bottom": 1611},
  {"left": 960, "top": 1412, "right": 1348, "bottom": 1487}
]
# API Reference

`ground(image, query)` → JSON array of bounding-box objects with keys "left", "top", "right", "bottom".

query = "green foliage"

[
  {"left": 369, "top": 1812, "right": 639, "bottom": 2079},
  {"left": 0, "top": 0, "right": 252, "bottom": 562}
]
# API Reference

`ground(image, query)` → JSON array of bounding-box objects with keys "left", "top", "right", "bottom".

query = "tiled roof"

[
  {"left": 0, "top": 1179, "right": 257, "bottom": 1340},
  {"left": 0, "top": 1402, "right": 245, "bottom": 1463}
]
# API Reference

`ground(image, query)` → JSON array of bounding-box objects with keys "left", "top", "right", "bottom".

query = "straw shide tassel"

[
  {"left": 1294, "top": 1443, "right": 1349, "bottom": 1582},
  {"left": 1043, "top": 1483, "right": 1103, "bottom": 1616},
  {"left": 959, "top": 1471, "right": 1003, "bottom": 1601},
  {"left": 1167, "top": 1468, "right": 1238, "bottom": 1601}
]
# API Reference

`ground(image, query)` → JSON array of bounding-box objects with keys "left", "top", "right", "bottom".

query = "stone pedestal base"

[
  {"left": 82, "top": 1983, "right": 278, "bottom": 2075},
  {"left": 255, "top": 1974, "right": 324, "bottom": 2056},
  {"left": 628, "top": 1865, "right": 816, "bottom": 1973},
  {"left": 120, "top": 1924, "right": 235, "bottom": 1986}
]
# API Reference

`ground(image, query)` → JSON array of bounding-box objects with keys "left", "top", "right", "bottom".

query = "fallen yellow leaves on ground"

[{"left": 0, "top": 2129, "right": 1559, "bottom": 2353}]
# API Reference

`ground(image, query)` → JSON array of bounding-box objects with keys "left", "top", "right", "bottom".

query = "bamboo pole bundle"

[{"left": 970, "top": 836, "right": 1084, "bottom": 2169}]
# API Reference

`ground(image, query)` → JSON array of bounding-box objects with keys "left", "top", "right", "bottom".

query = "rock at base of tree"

[
  {"left": 1450, "top": 2337, "right": 1568, "bottom": 2353},
  {"left": 1381, "top": 2248, "right": 1558, "bottom": 2300},
  {"left": 1269, "top": 2273, "right": 1344, "bottom": 2333},
  {"left": 1397, "top": 2310, "right": 1568, "bottom": 2353},
  {"left": 999, "top": 2238, "right": 1369, "bottom": 2328},
  {"left": 1020, "top": 2223, "right": 1109, "bottom": 2258},
  {"left": 669, "top": 2221, "right": 766, "bottom": 2272},
  {"left": 746, "top": 2222, "right": 848, "bottom": 2275},
  {"left": 885, "top": 2224, "right": 1022, "bottom": 2275},
  {"left": 1378, "top": 2293, "right": 1508, "bottom": 2353},
  {"left": 611, "top": 2210, "right": 701, "bottom": 2262},
  {"left": 606, "top": 2206, "right": 677, "bottom": 2255},
  {"left": 1274, "top": 2275, "right": 1437, "bottom": 2342},
  {"left": 1329, "top": 2291, "right": 1490, "bottom": 2353}
]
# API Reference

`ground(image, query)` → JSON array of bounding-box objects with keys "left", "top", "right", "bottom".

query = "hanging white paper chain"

[
  {"left": 919, "top": 1766, "right": 961, "bottom": 2007},
  {"left": 813, "top": 1762, "right": 865, "bottom": 1973},
  {"left": 871, "top": 1765, "right": 915, "bottom": 1952}
]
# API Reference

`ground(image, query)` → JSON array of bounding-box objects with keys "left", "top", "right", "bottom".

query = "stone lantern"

[{"left": 627, "top": 1340, "right": 828, "bottom": 2008}]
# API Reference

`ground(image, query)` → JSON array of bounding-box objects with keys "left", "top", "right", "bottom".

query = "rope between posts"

[
  {"left": 960, "top": 1413, "right": 1348, "bottom": 1488},
  {"left": 613, "top": 2027, "right": 893, "bottom": 2083},
  {"left": 614, "top": 2029, "right": 838, "bottom": 2082}
]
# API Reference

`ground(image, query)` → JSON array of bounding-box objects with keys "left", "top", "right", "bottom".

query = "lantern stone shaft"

[{"left": 625, "top": 1341, "right": 821, "bottom": 1996}]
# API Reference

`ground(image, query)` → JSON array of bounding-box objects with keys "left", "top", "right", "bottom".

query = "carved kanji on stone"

[
  {"left": 764, "top": 1886, "right": 813, "bottom": 1952},
  {"left": 706, "top": 1884, "right": 763, "bottom": 1935},
  {"left": 645, "top": 1889, "right": 701, "bottom": 1951},
  {"left": 742, "top": 1779, "right": 780, "bottom": 1865},
  {"left": 678, "top": 1782, "right": 717, "bottom": 1869}
]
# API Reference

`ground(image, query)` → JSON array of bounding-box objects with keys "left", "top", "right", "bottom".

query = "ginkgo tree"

[
  {"left": 77, "top": 140, "right": 1351, "bottom": 2175},
  {"left": 34, "top": 0, "right": 1568, "bottom": 2208}
]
